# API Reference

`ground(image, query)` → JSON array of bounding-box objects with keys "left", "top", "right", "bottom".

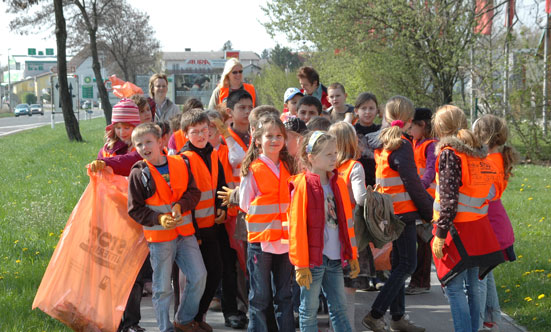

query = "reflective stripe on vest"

[
  {"left": 374, "top": 144, "right": 418, "bottom": 214},
  {"left": 433, "top": 146, "right": 497, "bottom": 223},
  {"left": 143, "top": 155, "right": 194, "bottom": 242},
  {"left": 245, "top": 159, "right": 290, "bottom": 243},
  {"left": 182, "top": 149, "right": 219, "bottom": 229},
  {"left": 219, "top": 83, "right": 257, "bottom": 107}
]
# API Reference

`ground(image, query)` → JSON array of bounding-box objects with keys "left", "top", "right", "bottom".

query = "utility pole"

[
  {"left": 8, "top": 48, "right": 12, "bottom": 112},
  {"left": 543, "top": 12, "right": 549, "bottom": 136}
]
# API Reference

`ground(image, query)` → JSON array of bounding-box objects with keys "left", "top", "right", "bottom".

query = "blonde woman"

[{"left": 208, "top": 58, "right": 257, "bottom": 109}]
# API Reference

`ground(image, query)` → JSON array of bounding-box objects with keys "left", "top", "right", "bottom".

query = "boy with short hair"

[
  {"left": 326, "top": 83, "right": 354, "bottom": 123},
  {"left": 281, "top": 87, "right": 304, "bottom": 122},
  {"left": 127, "top": 123, "right": 205, "bottom": 332},
  {"left": 296, "top": 95, "right": 322, "bottom": 124},
  {"left": 226, "top": 89, "right": 254, "bottom": 152},
  {"left": 180, "top": 110, "right": 228, "bottom": 331}
]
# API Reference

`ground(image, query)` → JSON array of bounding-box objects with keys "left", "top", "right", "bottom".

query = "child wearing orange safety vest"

[
  {"left": 431, "top": 106, "right": 505, "bottom": 332},
  {"left": 239, "top": 114, "right": 296, "bottom": 332},
  {"left": 167, "top": 98, "right": 203, "bottom": 155},
  {"left": 473, "top": 114, "right": 518, "bottom": 332},
  {"left": 127, "top": 123, "right": 205, "bottom": 332},
  {"left": 287, "top": 130, "right": 360, "bottom": 332},
  {"left": 178, "top": 109, "right": 228, "bottom": 332},
  {"left": 405, "top": 107, "right": 438, "bottom": 296},
  {"left": 362, "top": 96, "right": 433, "bottom": 332}
]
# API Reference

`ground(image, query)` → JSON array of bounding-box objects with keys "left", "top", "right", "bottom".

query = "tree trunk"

[
  {"left": 54, "top": 0, "right": 82, "bottom": 142},
  {"left": 89, "top": 29, "right": 113, "bottom": 124}
]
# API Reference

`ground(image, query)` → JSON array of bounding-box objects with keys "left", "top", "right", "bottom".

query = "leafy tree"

[
  {"left": 23, "top": 92, "right": 37, "bottom": 104},
  {"left": 261, "top": 48, "right": 270, "bottom": 59},
  {"left": 270, "top": 44, "right": 302, "bottom": 71},
  {"left": 222, "top": 40, "right": 233, "bottom": 51},
  {"left": 253, "top": 64, "right": 302, "bottom": 110}
]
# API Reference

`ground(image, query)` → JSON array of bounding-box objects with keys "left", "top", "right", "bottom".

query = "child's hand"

[
  {"left": 88, "top": 160, "right": 106, "bottom": 172},
  {"left": 349, "top": 259, "right": 360, "bottom": 279},
  {"left": 295, "top": 267, "right": 312, "bottom": 290},
  {"left": 158, "top": 214, "right": 176, "bottom": 229},
  {"left": 215, "top": 209, "right": 226, "bottom": 224},
  {"left": 432, "top": 236, "right": 445, "bottom": 259},
  {"left": 171, "top": 204, "right": 182, "bottom": 223},
  {"left": 217, "top": 186, "right": 234, "bottom": 207}
]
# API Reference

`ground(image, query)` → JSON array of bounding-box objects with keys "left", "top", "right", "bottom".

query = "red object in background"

[
  {"left": 109, "top": 75, "right": 143, "bottom": 99},
  {"left": 505, "top": 0, "right": 515, "bottom": 27},
  {"left": 547, "top": 0, "right": 551, "bottom": 14},
  {"left": 474, "top": 0, "right": 494, "bottom": 35}
]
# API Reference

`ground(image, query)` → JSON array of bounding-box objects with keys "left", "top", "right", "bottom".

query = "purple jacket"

[
  {"left": 97, "top": 140, "right": 142, "bottom": 177},
  {"left": 488, "top": 199, "right": 516, "bottom": 261}
]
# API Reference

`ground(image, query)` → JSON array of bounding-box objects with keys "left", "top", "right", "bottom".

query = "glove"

[
  {"left": 212, "top": 118, "right": 230, "bottom": 138},
  {"left": 89, "top": 160, "right": 106, "bottom": 172},
  {"left": 295, "top": 267, "right": 312, "bottom": 290},
  {"left": 171, "top": 203, "right": 182, "bottom": 223},
  {"left": 432, "top": 236, "right": 446, "bottom": 259},
  {"left": 217, "top": 186, "right": 234, "bottom": 207},
  {"left": 349, "top": 259, "right": 360, "bottom": 279},
  {"left": 158, "top": 214, "right": 176, "bottom": 229}
]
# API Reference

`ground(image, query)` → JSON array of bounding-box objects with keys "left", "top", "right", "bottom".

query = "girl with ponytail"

[
  {"left": 432, "top": 106, "right": 505, "bottom": 332},
  {"left": 473, "top": 114, "right": 519, "bottom": 331},
  {"left": 362, "top": 96, "right": 433, "bottom": 332}
]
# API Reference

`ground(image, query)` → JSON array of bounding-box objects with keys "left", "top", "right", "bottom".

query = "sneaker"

[
  {"left": 208, "top": 297, "right": 222, "bottom": 312},
  {"left": 389, "top": 315, "right": 425, "bottom": 332},
  {"left": 123, "top": 326, "right": 146, "bottom": 332},
  {"left": 225, "top": 314, "right": 247, "bottom": 329},
  {"left": 194, "top": 321, "right": 213, "bottom": 332},
  {"left": 478, "top": 322, "right": 500, "bottom": 332},
  {"left": 174, "top": 321, "right": 196, "bottom": 332},
  {"left": 405, "top": 286, "right": 430, "bottom": 295},
  {"left": 362, "top": 312, "right": 387, "bottom": 332}
]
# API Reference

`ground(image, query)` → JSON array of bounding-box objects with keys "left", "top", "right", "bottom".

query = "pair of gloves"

[
  {"left": 158, "top": 204, "right": 183, "bottom": 229},
  {"left": 295, "top": 259, "right": 360, "bottom": 290}
]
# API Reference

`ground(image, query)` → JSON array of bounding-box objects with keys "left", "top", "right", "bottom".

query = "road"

[{"left": 0, "top": 106, "right": 104, "bottom": 137}]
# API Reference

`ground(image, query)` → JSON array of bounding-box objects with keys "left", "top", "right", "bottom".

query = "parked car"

[
  {"left": 30, "top": 104, "right": 44, "bottom": 115},
  {"left": 14, "top": 104, "right": 31, "bottom": 117}
]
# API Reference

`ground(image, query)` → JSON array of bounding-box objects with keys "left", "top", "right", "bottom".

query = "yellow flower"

[
  {"left": 538, "top": 294, "right": 545, "bottom": 300},
  {"left": 515, "top": 284, "right": 520, "bottom": 288},
  {"left": 504, "top": 299, "right": 511, "bottom": 303},
  {"left": 521, "top": 183, "right": 525, "bottom": 187},
  {"left": 525, "top": 297, "right": 533, "bottom": 302},
  {"left": 519, "top": 188, "right": 524, "bottom": 192},
  {"left": 546, "top": 185, "right": 551, "bottom": 188},
  {"left": 49, "top": 232, "right": 54, "bottom": 236},
  {"left": 547, "top": 273, "right": 551, "bottom": 278},
  {"left": 528, "top": 197, "right": 533, "bottom": 201},
  {"left": 35, "top": 251, "right": 40, "bottom": 255},
  {"left": 518, "top": 255, "right": 523, "bottom": 259},
  {"left": 505, "top": 289, "right": 511, "bottom": 293},
  {"left": 15, "top": 259, "right": 21, "bottom": 264},
  {"left": 14, "top": 240, "right": 19, "bottom": 244},
  {"left": 523, "top": 271, "right": 531, "bottom": 276},
  {"left": 22, "top": 248, "right": 28, "bottom": 252},
  {"left": 528, "top": 224, "right": 532, "bottom": 228}
]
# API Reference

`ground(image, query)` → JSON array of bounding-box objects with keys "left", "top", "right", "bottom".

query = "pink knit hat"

[{"left": 106, "top": 98, "right": 141, "bottom": 131}]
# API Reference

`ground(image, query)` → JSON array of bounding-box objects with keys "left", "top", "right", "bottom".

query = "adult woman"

[
  {"left": 208, "top": 58, "right": 256, "bottom": 109},
  {"left": 148, "top": 73, "right": 180, "bottom": 122}
]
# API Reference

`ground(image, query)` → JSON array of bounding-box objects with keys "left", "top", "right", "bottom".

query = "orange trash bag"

[
  {"left": 371, "top": 242, "right": 392, "bottom": 271},
  {"left": 32, "top": 168, "right": 149, "bottom": 332},
  {"left": 109, "top": 75, "right": 143, "bottom": 99}
]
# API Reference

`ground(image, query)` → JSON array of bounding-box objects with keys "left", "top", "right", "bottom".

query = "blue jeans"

[
  {"left": 445, "top": 267, "right": 480, "bottom": 332},
  {"left": 299, "top": 255, "right": 351, "bottom": 332},
  {"left": 148, "top": 235, "right": 207, "bottom": 332},
  {"left": 247, "top": 242, "right": 294, "bottom": 332},
  {"left": 479, "top": 271, "right": 501, "bottom": 327},
  {"left": 371, "top": 221, "right": 417, "bottom": 317}
]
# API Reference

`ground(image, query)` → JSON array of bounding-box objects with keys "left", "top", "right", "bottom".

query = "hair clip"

[{"left": 306, "top": 131, "right": 325, "bottom": 153}]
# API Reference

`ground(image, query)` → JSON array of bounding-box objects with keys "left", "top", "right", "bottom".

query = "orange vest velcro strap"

[
  {"left": 182, "top": 150, "right": 219, "bottom": 229},
  {"left": 245, "top": 159, "right": 291, "bottom": 243},
  {"left": 143, "top": 155, "right": 194, "bottom": 242}
]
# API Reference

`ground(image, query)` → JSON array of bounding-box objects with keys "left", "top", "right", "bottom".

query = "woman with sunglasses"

[{"left": 208, "top": 58, "right": 257, "bottom": 109}]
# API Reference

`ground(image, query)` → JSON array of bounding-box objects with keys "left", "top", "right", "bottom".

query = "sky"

[{"left": 0, "top": 0, "right": 296, "bottom": 66}]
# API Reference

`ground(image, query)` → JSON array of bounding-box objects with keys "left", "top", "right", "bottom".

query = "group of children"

[{"left": 87, "top": 67, "right": 517, "bottom": 332}]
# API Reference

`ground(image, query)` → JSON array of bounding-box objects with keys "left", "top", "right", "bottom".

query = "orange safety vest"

[
  {"left": 182, "top": 150, "right": 219, "bottom": 229},
  {"left": 287, "top": 172, "right": 357, "bottom": 268},
  {"left": 173, "top": 130, "right": 188, "bottom": 153},
  {"left": 218, "top": 83, "right": 257, "bottom": 107},
  {"left": 374, "top": 144, "right": 418, "bottom": 215},
  {"left": 217, "top": 139, "right": 240, "bottom": 217},
  {"left": 413, "top": 139, "right": 437, "bottom": 198},
  {"left": 433, "top": 147, "right": 497, "bottom": 222},
  {"left": 337, "top": 159, "right": 361, "bottom": 209},
  {"left": 227, "top": 127, "right": 250, "bottom": 190},
  {"left": 245, "top": 159, "right": 290, "bottom": 243},
  {"left": 143, "top": 156, "right": 194, "bottom": 242},
  {"left": 486, "top": 152, "right": 507, "bottom": 199}
]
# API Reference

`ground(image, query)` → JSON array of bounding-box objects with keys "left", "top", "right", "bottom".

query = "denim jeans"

[
  {"left": 148, "top": 235, "right": 207, "bottom": 332},
  {"left": 479, "top": 271, "right": 501, "bottom": 327},
  {"left": 445, "top": 267, "right": 480, "bottom": 332},
  {"left": 371, "top": 221, "right": 417, "bottom": 317},
  {"left": 247, "top": 242, "right": 294, "bottom": 332},
  {"left": 299, "top": 255, "right": 352, "bottom": 332}
]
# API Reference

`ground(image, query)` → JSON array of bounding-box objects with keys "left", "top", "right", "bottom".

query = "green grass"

[
  {"left": 0, "top": 112, "right": 15, "bottom": 118},
  {"left": 494, "top": 164, "right": 551, "bottom": 331},
  {"left": 0, "top": 118, "right": 105, "bottom": 331},
  {"left": 0, "top": 119, "right": 550, "bottom": 331}
]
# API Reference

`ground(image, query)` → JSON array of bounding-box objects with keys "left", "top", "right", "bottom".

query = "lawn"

[{"left": 0, "top": 118, "right": 549, "bottom": 331}]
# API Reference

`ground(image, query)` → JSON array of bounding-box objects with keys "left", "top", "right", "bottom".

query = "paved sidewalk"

[{"left": 139, "top": 270, "right": 527, "bottom": 332}]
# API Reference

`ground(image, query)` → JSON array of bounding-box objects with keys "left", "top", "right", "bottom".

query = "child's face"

[
  {"left": 185, "top": 121, "right": 209, "bottom": 149},
  {"left": 285, "top": 94, "right": 303, "bottom": 115},
  {"left": 297, "top": 104, "right": 319, "bottom": 124},
  {"left": 228, "top": 98, "right": 253, "bottom": 127},
  {"left": 309, "top": 140, "right": 337, "bottom": 173},
  {"left": 258, "top": 124, "right": 285, "bottom": 161},
  {"left": 286, "top": 131, "right": 302, "bottom": 157},
  {"left": 207, "top": 120, "right": 220, "bottom": 147},
  {"left": 355, "top": 100, "right": 378, "bottom": 126},
  {"left": 139, "top": 104, "right": 152, "bottom": 123},
  {"left": 327, "top": 88, "right": 347, "bottom": 110},
  {"left": 409, "top": 122, "right": 425, "bottom": 140},
  {"left": 134, "top": 133, "right": 163, "bottom": 163},
  {"left": 114, "top": 123, "right": 134, "bottom": 144}
]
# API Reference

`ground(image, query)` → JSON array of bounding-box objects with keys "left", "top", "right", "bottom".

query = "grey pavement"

[{"left": 139, "top": 268, "right": 527, "bottom": 332}]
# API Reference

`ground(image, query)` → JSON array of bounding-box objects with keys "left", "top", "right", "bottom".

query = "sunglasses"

[{"left": 232, "top": 70, "right": 243, "bottom": 74}]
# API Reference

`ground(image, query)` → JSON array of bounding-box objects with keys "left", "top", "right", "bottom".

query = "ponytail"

[
  {"left": 501, "top": 145, "right": 519, "bottom": 180},
  {"left": 379, "top": 126, "right": 404, "bottom": 151},
  {"left": 380, "top": 95, "right": 414, "bottom": 151},
  {"left": 457, "top": 129, "right": 481, "bottom": 150}
]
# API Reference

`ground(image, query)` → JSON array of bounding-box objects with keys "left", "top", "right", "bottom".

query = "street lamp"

[{"left": 8, "top": 48, "right": 12, "bottom": 112}]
